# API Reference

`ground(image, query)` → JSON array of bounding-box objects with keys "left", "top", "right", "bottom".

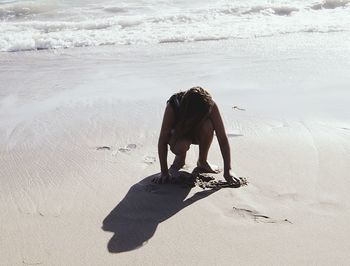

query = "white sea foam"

[
  {"left": 311, "top": 0, "right": 350, "bottom": 9},
  {"left": 0, "top": 0, "right": 59, "bottom": 19},
  {"left": 0, "top": 0, "right": 349, "bottom": 52}
]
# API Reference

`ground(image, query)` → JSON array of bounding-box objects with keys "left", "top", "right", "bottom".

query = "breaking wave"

[
  {"left": 0, "top": 0, "right": 349, "bottom": 52},
  {"left": 311, "top": 0, "right": 350, "bottom": 10},
  {"left": 0, "top": 0, "right": 58, "bottom": 20}
]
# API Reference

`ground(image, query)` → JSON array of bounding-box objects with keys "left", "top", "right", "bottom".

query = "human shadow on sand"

[{"left": 102, "top": 173, "right": 219, "bottom": 253}]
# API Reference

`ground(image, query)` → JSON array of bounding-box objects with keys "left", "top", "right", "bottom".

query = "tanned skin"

[{"left": 154, "top": 101, "right": 239, "bottom": 185}]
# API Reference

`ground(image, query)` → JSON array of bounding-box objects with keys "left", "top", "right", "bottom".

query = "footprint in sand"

[
  {"left": 143, "top": 155, "right": 156, "bottom": 165},
  {"left": 96, "top": 143, "right": 137, "bottom": 157},
  {"left": 118, "top": 143, "right": 137, "bottom": 153},
  {"left": 232, "top": 207, "right": 292, "bottom": 224},
  {"left": 96, "top": 146, "right": 111, "bottom": 151},
  {"left": 96, "top": 144, "right": 137, "bottom": 153}
]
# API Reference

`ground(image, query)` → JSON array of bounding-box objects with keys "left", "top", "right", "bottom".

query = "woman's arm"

[
  {"left": 154, "top": 103, "right": 175, "bottom": 183},
  {"left": 210, "top": 103, "right": 239, "bottom": 184}
]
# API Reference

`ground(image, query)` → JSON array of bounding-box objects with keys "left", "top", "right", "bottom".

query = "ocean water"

[{"left": 0, "top": 0, "right": 349, "bottom": 52}]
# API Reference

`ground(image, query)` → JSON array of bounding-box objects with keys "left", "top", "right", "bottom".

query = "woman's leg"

[
  {"left": 196, "top": 119, "right": 219, "bottom": 173},
  {"left": 171, "top": 153, "right": 187, "bottom": 171},
  {"left": 169, "top": 137, "right": 191, "bottom": 170}
]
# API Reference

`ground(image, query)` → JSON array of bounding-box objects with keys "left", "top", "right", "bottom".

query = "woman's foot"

[
  {"left": 197, "top": 161, "right": 220, "bottom": 174},
  {"left": 169, "top": 161, "right": 186, "bottom": 180},
  {"left": 169, "top": 163, "right": 184, "bottom": 171},
  {"left": 170, "top": 153, "right": 186, "bottom": 171}
]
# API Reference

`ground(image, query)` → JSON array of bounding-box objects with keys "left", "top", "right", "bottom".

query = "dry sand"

[{"left": 1, "top": 34, "right": 350, "bottom": 265}]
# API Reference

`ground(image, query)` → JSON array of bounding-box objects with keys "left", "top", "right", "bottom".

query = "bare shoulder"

[
  {"left": 159, "top": 103, "right": 176, "bottom": 137},
  {"left": 164, "top": 102, "right": 176, "bottom": 121},
  {"left": 209, "top": 101, "right": 221, "bottom": 121}
]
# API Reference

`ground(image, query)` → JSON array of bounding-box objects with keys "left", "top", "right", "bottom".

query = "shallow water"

[{"left": 0, "top": 0, "right": 349, "bottom": 51}]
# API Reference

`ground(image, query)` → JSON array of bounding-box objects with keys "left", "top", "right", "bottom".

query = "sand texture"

[{"left": 1, "top": 34, "right": 350, "bottom": 265}]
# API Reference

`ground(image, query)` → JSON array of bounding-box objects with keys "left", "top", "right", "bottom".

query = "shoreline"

[{"left": 1, "top": 32, "right": 350, "bottom": 265}]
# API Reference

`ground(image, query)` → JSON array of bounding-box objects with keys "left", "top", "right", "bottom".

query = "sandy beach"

[{"left": 1, "top": 22, "right": 350, "bottom": 266}]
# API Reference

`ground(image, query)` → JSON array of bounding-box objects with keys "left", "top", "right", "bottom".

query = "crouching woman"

[{"left": 154, "top": 87, "right": 239, "bottom": 185}]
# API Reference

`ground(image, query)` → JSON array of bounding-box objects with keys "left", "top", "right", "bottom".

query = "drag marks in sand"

[
  {"left": 225, "top": 181, "right": 342, "bottom": 226},
  {"left": 232, "top": 207, "right": 292, "bottom": 224},
  {"left": 219, "top": 185, "right": 296, "bottom": 225}
]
